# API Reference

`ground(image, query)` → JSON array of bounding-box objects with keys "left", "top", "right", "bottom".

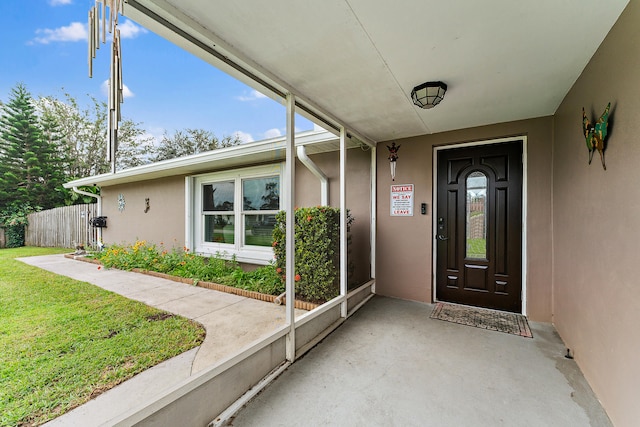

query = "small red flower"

[
  {"left": 307, "top": 215, "right": 312, "bottom": 222},
  {"left": 294, "top": 274, "right": 301, "bottom": 282},
  {"left": 272, "top": 241, "right": 278, "bottom": 247},
  {"left": 276, "top": 267, "right": 282, "bottom": 273}
]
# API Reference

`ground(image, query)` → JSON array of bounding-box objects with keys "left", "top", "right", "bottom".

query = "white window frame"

[{"left": 191, "top": 163, "right": 285, "bottom": 264}]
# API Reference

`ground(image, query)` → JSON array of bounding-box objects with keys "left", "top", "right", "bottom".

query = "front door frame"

[{"left": 432, "top": 136, "right": 528, "bottom": 315}]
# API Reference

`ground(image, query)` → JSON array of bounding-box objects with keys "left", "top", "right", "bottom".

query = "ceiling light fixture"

[{"left": 411, "top": 81, "right": 447, "bottom": 109}]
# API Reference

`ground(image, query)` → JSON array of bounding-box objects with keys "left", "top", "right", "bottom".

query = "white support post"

[
  {"left": 285, "top": 93, "right": 296, "bottom": 361},
  {"left": 370, "top": 146, "right": 377, "bottom": 285},
  {"left": 340, "top": 127, "right": 348, "bottom": 318},
  {"left": 184, "top": 177, "right": 193, "bottom": 252}
]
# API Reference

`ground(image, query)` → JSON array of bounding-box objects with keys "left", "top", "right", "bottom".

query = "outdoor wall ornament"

[
  {"left": 387, "top": 142, "right": 401, "bottom": 181},
  {"left": 144, "top": 198, "right": 150, "bottom": 213},
  {"left": 118, "top": 193, "right": 125, "bottom": 212},
  {"left": 582, "top": 102, "right": 611, "bottom": 170},
  {"left": 87, "top": 0, "right": 125, "bottom": 173}
]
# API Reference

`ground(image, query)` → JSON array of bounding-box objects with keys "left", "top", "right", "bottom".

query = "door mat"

[{"left": 430, "top": 302, "right": 533, "bottom": 338}]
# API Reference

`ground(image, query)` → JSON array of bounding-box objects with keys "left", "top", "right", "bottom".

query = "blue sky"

[{"left": 0, "top": 0, "right": 313, "bottom": 143}]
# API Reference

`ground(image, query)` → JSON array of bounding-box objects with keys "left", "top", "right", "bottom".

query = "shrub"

[
  {"left": 95, "top": 241, "right": 283, "bottom": 295},
  {"left": 272, "top": 207, "right": 353, "bottom": 302},
  {"left": 0, "top": 203, "right": 38, "bottom": 248},
  {"left": 223, "top": 265, "right": 285, "bottom": 295}
]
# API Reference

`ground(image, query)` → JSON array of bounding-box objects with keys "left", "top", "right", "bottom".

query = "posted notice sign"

[{"left": 390, "top": 184, "right": 414, "bottom": 216}]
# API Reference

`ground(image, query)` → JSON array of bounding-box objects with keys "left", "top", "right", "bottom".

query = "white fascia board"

[{"left": 63, "top": 130, "right": 340, "bottom": 189}]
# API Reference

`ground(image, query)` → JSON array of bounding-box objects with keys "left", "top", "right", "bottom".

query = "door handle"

[{"left": 437, "top": 234, "right": 449, "bottom": 241}]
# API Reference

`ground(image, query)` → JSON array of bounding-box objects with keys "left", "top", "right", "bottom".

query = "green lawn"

[
  {"left": 466, "top": 238, "right": 487, "bottom": 259},
  {"left": 0, "top": 247, "right": 205, "bottom": 427}
]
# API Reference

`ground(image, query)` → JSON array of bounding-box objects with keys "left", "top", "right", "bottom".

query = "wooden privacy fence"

[{"left": 25, "top": 204, "right": 99, "bottom": 249}]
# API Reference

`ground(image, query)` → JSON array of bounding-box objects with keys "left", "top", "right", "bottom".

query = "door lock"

[{"left": 437, "top": 234, "right": 449, "bottom": 241}]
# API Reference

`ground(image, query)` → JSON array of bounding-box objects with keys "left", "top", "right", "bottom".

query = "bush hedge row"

[{"left": 272, "top": 206, "right": 352, "bottom": 302}]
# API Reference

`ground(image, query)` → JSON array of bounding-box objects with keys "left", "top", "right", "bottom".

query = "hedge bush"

[
  {"left": 0, "top": 203, "right": 34, "bottom": 248},
  {"left": 95, "top": 241, "right": 284, "bottom": 295},
  {"left": 272, "top": 207, "right": 353, "bottom": 302}
]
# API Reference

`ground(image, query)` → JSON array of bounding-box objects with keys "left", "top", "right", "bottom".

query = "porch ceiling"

[{"left": 125, "top": 0, "right": 628, "bottom": 143}]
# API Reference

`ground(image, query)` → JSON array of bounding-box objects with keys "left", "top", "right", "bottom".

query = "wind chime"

[{"left": 88, "top": 0, "right": 125, "bottom": 173}]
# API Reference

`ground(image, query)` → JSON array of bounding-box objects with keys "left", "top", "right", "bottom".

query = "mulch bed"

[{"left": 65, "top": 254, "right": 318, "bottom": 311}]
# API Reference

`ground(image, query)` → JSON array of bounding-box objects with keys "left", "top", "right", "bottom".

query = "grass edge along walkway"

[{"left": 0, "top": 247, "right": 205, "bottom": 427}]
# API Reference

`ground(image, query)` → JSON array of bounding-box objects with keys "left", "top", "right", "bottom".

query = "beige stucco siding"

[
  {"left": 295, "top": 148, "right": 373, "bottom": 286},
  {"left": 375, "top": 117, "right": 554, "bottom": 322},
  {"left": 98, "top": 149, "right": 372, "bottom": 285},
  {"left": 100, "top": 176, "right": 186, "bottom": 248},
  {"left": 552, "top": 1, "right": 640, "bottom": 426}
]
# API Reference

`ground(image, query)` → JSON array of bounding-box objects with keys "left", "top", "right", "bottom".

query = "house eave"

[{"left": 64, "top": 130, "right": 356, "bottom": 188}]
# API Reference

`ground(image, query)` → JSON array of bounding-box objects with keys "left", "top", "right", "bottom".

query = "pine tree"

[
  {"left": 0, "top": 83, "right": 65, "bottom": 211},
  {"left": 38, "top": 106, "right": 68, "bottom": 206}
]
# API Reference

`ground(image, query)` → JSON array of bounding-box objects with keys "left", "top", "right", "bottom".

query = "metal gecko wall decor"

[
  {"left": 387, "top": 142, "right": 400, "bottom": 181},
  {"left": 88, "top": 0, "right": 125, "bottom": 173},
  {"left": 582, "top": 103, "right": 611, "bottom": 170}
]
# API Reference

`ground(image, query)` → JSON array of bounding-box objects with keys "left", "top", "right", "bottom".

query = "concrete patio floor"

[
  {"left": 226, "top": 296, "right": 612, "bottom": 427},
  {"left": 18, "top": 255, "right": 611, "bottom": 426}
]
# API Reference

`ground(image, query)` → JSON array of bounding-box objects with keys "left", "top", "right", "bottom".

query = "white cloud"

[
  {"left": 100, "top": 80, "right": 135, "bottom": 99},
  {"left": 118, "top": 20, "right": 148, "bottom": 39},
  {"left": 144, "top": 127, "right": 167, "bottom": 146},
  {"left": 236, "top": 89, "right": 268, "bottom": 102},
  {"left": 32, "top": 22, "right": 87, "bottom": 44},
  {"left": 49, "top": 0, "right": 73, "bottom": 5},
  {"left": 136, "top": 132, "right": 159, "bottom": 147},
  {"left": 31, "top": 19, "right": 145, "bottom": 45},
  {"left": 233, "top": 131, "right": 254, "bottom": 143},
  {"left": 263, "top": 128, "right": 282, "bottom": 139},
  {"left": 122, "top": 85, "right": 134, "bottom": 98}
]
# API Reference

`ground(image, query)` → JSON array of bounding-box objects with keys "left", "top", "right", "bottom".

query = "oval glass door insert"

[{"left": 466, "top": 171, "right": 487, "bottom": 259}]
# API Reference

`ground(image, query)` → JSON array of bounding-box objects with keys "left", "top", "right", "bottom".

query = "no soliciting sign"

[{"left": 390, "top": 184, "right": 414, "bottom": 216}]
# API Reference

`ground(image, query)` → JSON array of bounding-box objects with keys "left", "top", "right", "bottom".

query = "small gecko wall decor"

[
  {"left": 582, "top": 102, "right": 611, "bottom": 170},
  {"left": 387, "top": 142, "right": 400, "bottom": 181}
]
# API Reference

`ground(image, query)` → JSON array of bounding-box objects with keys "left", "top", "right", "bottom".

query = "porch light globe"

[{"left": 411, "top": 81, "right": 447, "bottom": 109}]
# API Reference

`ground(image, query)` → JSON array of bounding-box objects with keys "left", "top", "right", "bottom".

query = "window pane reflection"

[
  {"left": 242, "top": 177, "right": 279, "bottom": 211},
  {"left": 203, "top": 182, "right": 234, "bottom": 211},
  {"left": 204, "top": 214, "right": 234, "bottom": 243},
  {"left": 245, "top": 214, "right": 277, "bottom": 247},
  {"left": 466, "top": 171, "right": 487, "bottom": 259}
]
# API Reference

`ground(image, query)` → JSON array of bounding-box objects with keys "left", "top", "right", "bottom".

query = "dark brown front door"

[{"left": 436, "top": 141, "right": 523, "bottom": 312}]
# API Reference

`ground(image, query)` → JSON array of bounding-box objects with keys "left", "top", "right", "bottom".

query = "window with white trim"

[{"left": 192, "top": 164, "right": 283, "bottom": 264}]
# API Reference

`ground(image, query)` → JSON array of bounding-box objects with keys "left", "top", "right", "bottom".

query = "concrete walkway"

[
  {"left": 228, "top": 296, "right": 612, "bottom": 427},
  {"left": 18, "top": 254, "right": 303, "bottom": 426}
]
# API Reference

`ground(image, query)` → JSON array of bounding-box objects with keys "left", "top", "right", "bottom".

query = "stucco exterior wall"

[
  {"left": 375, "top": 117, "right": 554, "bottom": 322},
  {"left": 98, "top": 149, "right": 372, "bottom": 285},
  {"left": 101, "top": 176, "right": 186, "bottom": 248},
  {"left": 295, "top": 148, "right": 373, "bottom": 286},
  {"left": 552, "top": 2, "right": 640, "bottom": 426}
]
